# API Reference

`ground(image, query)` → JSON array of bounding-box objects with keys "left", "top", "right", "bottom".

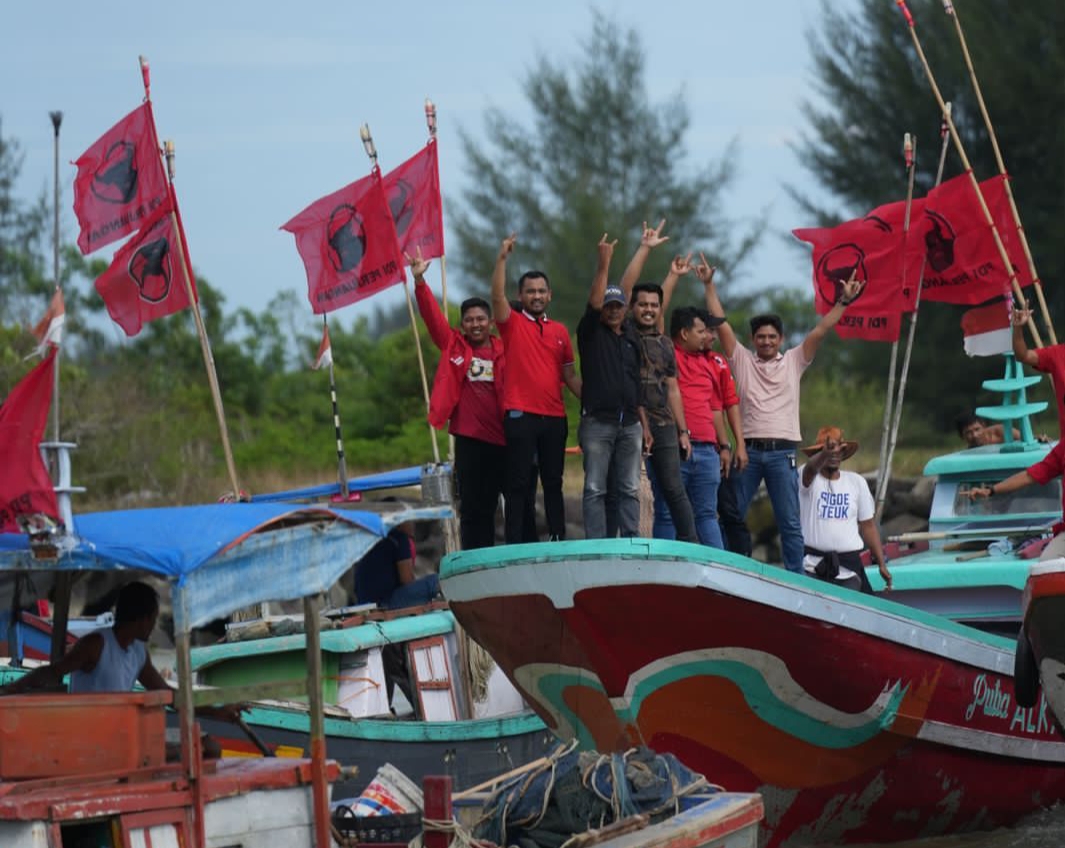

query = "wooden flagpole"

[
  {"left": 876, "top": 110, "right": 953, "bottom": 522},
  {"left": 895, "top": 0, "right": 1044, "bottom": 349},
  {"left": 940, "top": 0, "right": 1057, "bottom": 346},
  {"left": 425, "top": 98, "right": 457, "bottom": 470},
  {"left": 875, "top": 132, "right": 917, "bottom": 510},
  {"left": 163, "top": 139, "right": 244, "bottom": 499},
  {"left": 360, "top": 123, "right": 440, "bottom": 464},
  {"left": 139, "top": 57, "right": 242, "bottom": 499}
]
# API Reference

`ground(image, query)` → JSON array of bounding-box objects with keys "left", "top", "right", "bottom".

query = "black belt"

[
  {"left": 690, "top": 441, "right": 719, "bottom": 447},
  {"left": 745, "top": 438, "right": 798, "bottom": 451}
]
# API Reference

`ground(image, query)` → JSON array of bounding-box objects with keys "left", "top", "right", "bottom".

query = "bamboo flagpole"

[
  {"left": 894, "top": 0, "right": 1043, "bottom": 350},
  {"left": 425, "top": 98, "right": 458, "bottom": 469},
  {"left": 875, "top": 109, "right": 954, "bottom": 522},
  {"left": 360, "top": 122, "right": 440, "bottom": 464},
  {"left": 940, "top": 0, "right": 1057, "bottom": 346},
  {"left": 138, "top": 56, "right": 242, "bottom": 499},
  {"left": 875, "top": 132, "right": 917, "bottom": 508}
]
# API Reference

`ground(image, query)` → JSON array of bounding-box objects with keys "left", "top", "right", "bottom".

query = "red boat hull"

[{"left": 441, "top": 540, "right": 1065, "bottom": 847}]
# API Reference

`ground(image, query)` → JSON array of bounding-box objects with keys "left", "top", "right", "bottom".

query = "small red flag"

[
  {"left": 31, "top": 289, "right": 65, "bottom": 355},
  {"left": 961, "top": 297, "right": 1013, "bottom": 358},
  {"left": 73, "top": 103, "right": 170, "bottom": 255},
  {"left": 382, "top": 141, "right": 445, "bottom": 260},
  {"left": 920, "top": 174, "right": 1032, "bottom": 305},
  {"left": 312, "top": 324, "right": 333, "bottom": 370},
  {"left": 282, "top": 169, "right": 406, "bottom": 314},
  {"left": 94, "top": 198, "right": 194, "bottom": 337},
  {"left": 793, "top": 197, "right": 925, "bottom": 342},
  {"left": 0, "top": 348, "right": 59, "bottom": 533}
]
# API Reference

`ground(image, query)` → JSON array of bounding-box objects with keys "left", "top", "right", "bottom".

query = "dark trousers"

[
  {"left": 504, "top": 412, "right": 568, "bottom": 542},
  {"left": 718, "top": 473, "right": 752, "bottom": 556},
  {"left": 646, "top": 422, "right": 698, "bottom": 543},
  {"left": 454, "top": 435, "right": 506, "bottom": 550}
]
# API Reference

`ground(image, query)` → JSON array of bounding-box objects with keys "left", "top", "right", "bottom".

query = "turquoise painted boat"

[
  {"left": 865, "top": 355, "right": 1060, "bottom": 631},
  {"left": 189, "top": 605, "right": 554, "bottom": 798}
]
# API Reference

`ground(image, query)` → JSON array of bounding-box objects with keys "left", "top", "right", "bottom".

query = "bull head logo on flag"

[
  {"left": 816, "top": 243, "right": 869, "bottom": 310},
  {"left": 387, "top": 179, "right": 416, "bottom": 236},
  {"left": 90, "top": 140, "right": 139, "bottom": 205},
  {"left": 924, "top": 211, "right": 956, "bottom": 273},
  {"left": 326, "top": 204, "right": 367, "bottom": 273},
  {"left": 128, "top": 222, "right": 173, "bottom": 303}
]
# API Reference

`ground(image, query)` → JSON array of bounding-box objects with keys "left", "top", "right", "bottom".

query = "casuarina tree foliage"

[{"left": 450, "top": 11, "right": 764, "bottom": 329}]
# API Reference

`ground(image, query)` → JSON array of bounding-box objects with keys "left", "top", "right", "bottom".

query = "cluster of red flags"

[
  {"left": 73, "top": 102, "right": 195, "bottom": 336},
  {"left": 794, "top": 173, "right": 1031, "bottom": 343},
  {"left": 283, "top": 140, "right": 444, "bottom": 314},
  {"left": 0, "top": 349, "right": 60, "bottom": 533}
]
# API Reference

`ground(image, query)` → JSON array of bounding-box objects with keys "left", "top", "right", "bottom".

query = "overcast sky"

[{"left": 2, "top": 0, "right": 854, "bottom": 338}]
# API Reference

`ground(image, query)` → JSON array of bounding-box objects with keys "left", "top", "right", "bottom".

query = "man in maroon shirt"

[
  {"left": 1014, "top": 306, "right": 1065, "bottom": 441},
  {"left": 491, "top": 234, "right": 582, "bottom": 542}
]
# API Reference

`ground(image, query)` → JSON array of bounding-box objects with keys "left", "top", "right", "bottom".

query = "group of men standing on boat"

[{"left": 411, "top": 220, "right": 896, "bottom": 591}]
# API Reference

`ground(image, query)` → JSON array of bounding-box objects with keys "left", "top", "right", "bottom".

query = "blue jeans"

[
  {"left": 580, "top": 417, "right": 643, "bottom": 538},
  {"left": 386, "top": 574, "right": 440, "bottom": 610},
  {"left": 650, "top": 442, "right": 723, "bottom": 547},
  {"left": 734, "top": 447, "right": 803, "bottom": 572}
]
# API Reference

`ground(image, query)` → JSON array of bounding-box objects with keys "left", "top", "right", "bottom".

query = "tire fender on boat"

[{"left": 1014, "top": 627, "right": 1039, "bottom": 709}]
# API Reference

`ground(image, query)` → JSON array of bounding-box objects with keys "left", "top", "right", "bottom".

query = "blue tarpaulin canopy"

[{"left": 0, "top": 503, "right": 401, "bottom": 631}]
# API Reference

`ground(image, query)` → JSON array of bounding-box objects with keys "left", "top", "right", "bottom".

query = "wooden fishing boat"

[
  {"left": 190, "top": 604, "right": 554, "bottom": 797},
  {"left": 1019, "top": 557, "right": 1065, "bottom": 729},
  {"left": 440, "top": 537, "right": 1065, "bottom": 847},
  {"left": 0, "top": 496, "right": 439, "bottom": 847}
]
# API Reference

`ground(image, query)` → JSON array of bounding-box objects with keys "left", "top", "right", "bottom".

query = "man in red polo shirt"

[{"left": 491, "top": 234, "right": 582, "bottom": 543}]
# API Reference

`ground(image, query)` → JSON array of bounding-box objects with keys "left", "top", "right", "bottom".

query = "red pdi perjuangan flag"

[
  {"left": 0, "top": 347, "right": 60, "bottom": 533},
  {"left": 792, "top": 198, "right": 925, "bottom": 342},
  {"left": 94, "top": 197, "right": 194, "bottom": 337},
  {"left": 281, "top": 169, "right": 406, "bottom": 314},
  {"left": 920, "top": 173, "right": 1033, "bottom": 306},
  {"left": 382, "top": 141, "right": 445, "bottom": 260},
  {"left": 73, "top": 103, "right": 170, "bottom": 255}
]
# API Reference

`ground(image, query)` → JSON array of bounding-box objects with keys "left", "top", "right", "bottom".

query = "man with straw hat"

[{"left": 799, "top": 426, "right": 892, "bottom": 594}]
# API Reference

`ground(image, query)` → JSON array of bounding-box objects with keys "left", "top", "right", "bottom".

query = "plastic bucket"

[{"left": 352, "top": 763, "right": 424, "bottom": 817}]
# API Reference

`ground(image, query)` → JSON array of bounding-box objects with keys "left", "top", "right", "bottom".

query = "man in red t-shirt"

[
  {"left": 491, "top": 234, "right": 582, "bottom": 543},
  {"left": 1014, "top": 307, "right": 1065, "bottom": 441}
]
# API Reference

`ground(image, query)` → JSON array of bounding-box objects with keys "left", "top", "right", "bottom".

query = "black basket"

[{"left": 332, "top": 808, "right": 423, "bottom": 844}]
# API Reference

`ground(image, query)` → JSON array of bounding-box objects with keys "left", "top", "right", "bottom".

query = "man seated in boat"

[
  {"left": 353, "top": 516, "right": 440, "bottom": 611},
  {"left": 969, "top": 440, "right": 1065, "bottom": 561},
  {"left": 0, "top": 581, "right": 242, "bottom": 753},
  {"left": 798, "top": 426, "right": 892, "bottom": 594},
  {"left": 955, "top": 413, "right": 1027, "bottom": 448}
]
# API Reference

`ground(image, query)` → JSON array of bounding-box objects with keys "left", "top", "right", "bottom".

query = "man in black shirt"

[{"left": 577, "top": 235, "right": 648, "bottom": 538}]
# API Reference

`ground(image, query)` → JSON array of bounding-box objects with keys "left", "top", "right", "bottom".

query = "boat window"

[{"left": 953, "top": 479, "right": 1062, "bottom": 518}]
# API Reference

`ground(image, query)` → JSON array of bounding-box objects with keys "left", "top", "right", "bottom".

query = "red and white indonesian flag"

[
  {"left": 312, "top": 324, "right": 333, "bottom": 370},
  {"left": 31, "top": 289, "right": 65, "bottom": 355},
  {"left": 961, "top": 298, "right": 1012, "bottom": 357}
]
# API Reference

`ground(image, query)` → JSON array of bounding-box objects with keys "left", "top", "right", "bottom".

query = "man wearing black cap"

[{"left": 577, "top": 234, "right": 649, "bottom": 538}]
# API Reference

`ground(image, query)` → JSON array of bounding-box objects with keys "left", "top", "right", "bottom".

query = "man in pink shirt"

[{"left": 698, "top": 255, "right": 863, "bottom": 573}]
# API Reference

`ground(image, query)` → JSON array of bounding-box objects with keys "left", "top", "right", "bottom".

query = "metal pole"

[
  {"left": 49, "top": 111, "right": 62, "bottom": 442},
  {"left": 324, "top": 316, "right": 350, "bottom": 497}
]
